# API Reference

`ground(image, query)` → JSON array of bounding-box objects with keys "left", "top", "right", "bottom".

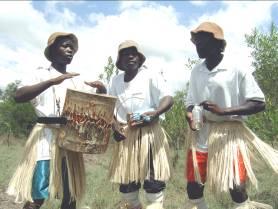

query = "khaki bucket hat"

[
  {"left": 116, "top": 40, "right": 146, "bottom": 70},
  {"left": 190, "top": 21, "right": 226, "bottom": 46},
  {"left": 44, "top": 32, "right": 78, "bottom": 62}
]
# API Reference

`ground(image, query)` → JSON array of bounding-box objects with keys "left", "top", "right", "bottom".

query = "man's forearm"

[
  {"left": 223, "top": 100, "right": 265, "bottom": 116},
  {"left": 14, "top": 80, "right": 53, "bottom": 103},
  {"left": 155, "top": 96, "right": 174, "bottom": 115}
]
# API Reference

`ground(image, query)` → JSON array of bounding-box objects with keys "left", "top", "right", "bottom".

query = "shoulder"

[
  {"left": 140, "top": 66, "right": 163, "bottom": 80},
  {"left": 229, "top": 67, "right": 252, "bottom": 81},
  {"left": 110, "top": 72, "right": 124, "bottom": 84},
  {"left": 219, "top": 55, "right": 252, "bottom": 78},
  {"left": 28, "top": 66, "right": 50, "bottom": 83},
  {"left": 190, "top": 61, "right": 205, "bottom": 76}
]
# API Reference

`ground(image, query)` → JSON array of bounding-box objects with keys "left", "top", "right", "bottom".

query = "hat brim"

[{"left": 190, "top": 31, "right": 226, "bottom": 50}]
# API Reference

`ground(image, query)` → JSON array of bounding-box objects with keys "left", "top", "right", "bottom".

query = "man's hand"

[
  {"left": 84, "top": 81, "right": 107, "bottom": 94},
  {"left": 128, "top": 110, "right": 159, "bottom": 128},
  {"left": 200, "top": 100, "right": 225, "bottom": 115},
  {"left": 142, "top": 110, "right": 159, "bottom": 121},
  {"left": 51, "top": 72, "right": 80, "bottom": 85},
  {"left": 111, "top": 121, "right": 126, "bottom": 142},
  {"left": 186, "top": 111, "right": 196, "bottom": 131}
]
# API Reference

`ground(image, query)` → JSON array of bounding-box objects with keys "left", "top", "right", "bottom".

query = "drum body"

[{"left": 58, "top": 89, "right": 117, "bottom": 154}]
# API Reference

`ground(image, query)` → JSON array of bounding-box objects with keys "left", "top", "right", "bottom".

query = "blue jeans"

[{"left": 31, "top": 158, "right": 76, "bottom": 209}]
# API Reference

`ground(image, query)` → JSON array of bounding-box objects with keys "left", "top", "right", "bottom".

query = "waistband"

[{"left": 37, "top": 117, "right": 67, "bottom": 125}]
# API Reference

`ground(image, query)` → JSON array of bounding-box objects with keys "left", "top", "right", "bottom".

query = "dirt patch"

[{"left": 0, "top": 187, "right": 23, "bottom": 209}]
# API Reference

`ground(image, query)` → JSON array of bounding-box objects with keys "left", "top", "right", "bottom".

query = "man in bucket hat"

[
  {"left": 184, "top": 21, "right": 278, "bottom": 209},
  {"left": 105, "top": 40, "right": 174, "bottom": 209},
  {"left": 7, "top": 32, "right": 104, "bottom": 209}
]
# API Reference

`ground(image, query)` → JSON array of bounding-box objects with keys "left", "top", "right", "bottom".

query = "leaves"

[
  {"left": 98, "top": 56, "right": 119, "bottom": 85},
  {"left": 245, "top": 22, "right": 278, "bottom": 143},
  {"left": 161, "top": 90, "right": 188, "bottom": 149},
  {"left": 0, "top": 81, "right": 36, "bottom": 137}
]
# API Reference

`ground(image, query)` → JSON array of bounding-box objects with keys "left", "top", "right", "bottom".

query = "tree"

[
  {"left": 0, "top": 81, "right": 36, "bottom": 137},
  {"left": 98, "top": 56, "right": 119, "bottom": 84},
  {"left": 2, "top": 80, "right": 21, "bottom": 101},
  {"left": 245, "top": 23, "right": 278, "bottom": 144},
  {"left": 161, "top": 58, "right": 199, "bottom": 167},
  {"left": 161, "top": 90, "right": 188, "bottom": 148},
  {"left": 0, "top": 88, "right": 3, "bottom": 99}
]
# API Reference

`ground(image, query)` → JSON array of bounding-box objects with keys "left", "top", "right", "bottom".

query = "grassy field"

[{"left": 0, "top": 137, "right": 277, "bottom": 209}]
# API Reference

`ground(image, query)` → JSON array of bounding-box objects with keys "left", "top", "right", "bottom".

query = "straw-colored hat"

[
  {"left": 190, "top": 21, "right": 226, "bottom": 45},
  {"left": 116, "top": 40, "right": 146, "bottom": 70},
  {"left": 44, "top": 32, "right": 78, "bottom": 62}
]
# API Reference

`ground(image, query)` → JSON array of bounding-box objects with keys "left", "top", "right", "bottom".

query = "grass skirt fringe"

[
  {"left": 185, "top": 121, "right": 278, "bottom": 196},
  {"left": 49, "top": 146, "right": 86, "bottom": 203},
  {"left": 109, "top": 122, "right": 171, "bottom": 184},
  {"left": 6, "top": 123, "right": 86, "bottom": 203},
  {"left": 6, "top": 124, "right": 55, "bottom": 203}
]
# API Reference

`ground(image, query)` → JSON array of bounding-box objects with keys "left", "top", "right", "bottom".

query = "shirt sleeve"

[
  {"left": 108, "top": 76, "right": 117, "bottom": 97},
  {"left": 149, "top": 71, "right": 172, "bottom": 108},
  {"left": 27, "top": 67, "right": 45, "bottom": 107},
  {"left": 240, "top": 70, "right": 265, "bottom": 102}
]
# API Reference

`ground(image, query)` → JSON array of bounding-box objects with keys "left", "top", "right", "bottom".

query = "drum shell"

[{"left": 58, "top": 89, "right": 117, "bottom": 154}]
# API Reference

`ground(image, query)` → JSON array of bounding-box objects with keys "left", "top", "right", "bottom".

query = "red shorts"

[{"left": 186, "top": 150, "right": 247, "bottom": 183}]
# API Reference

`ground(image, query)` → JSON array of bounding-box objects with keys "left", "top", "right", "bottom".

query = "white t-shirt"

[
  {"left": 29, "top": 66, "right": 92, "bottom": 161},
  {"left": 108, "top": 66, "right": 172, "bottom": 124},
  {"left": 186, "top": 58, "right": 265, "bottom": 151}
]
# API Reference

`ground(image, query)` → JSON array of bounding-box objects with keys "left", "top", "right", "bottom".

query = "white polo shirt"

[
  {"left": 186, "top": 58, "right": 265, "bottom": 151},
  {"left": 30, "top": 66, "right": 92, "bottom": 161},
  {"left": 108, "top": 66, "right": 172, "bottom": 124}
]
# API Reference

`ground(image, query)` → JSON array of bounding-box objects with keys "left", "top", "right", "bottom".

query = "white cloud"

[
  {"left": 88, "top": 13, "right": 106, "bottom": 24},
  {"left": 64, "top": 2, "right": 191, "bottom": 92},
  {"left": 190, "top": 1, "right": 207, "bottom": 6},
  {"left": 0, "top": 1, "right": 276, "bottom": 93},
  {"left": 119, "top": 1, "right": 148, "bottom": 11}
]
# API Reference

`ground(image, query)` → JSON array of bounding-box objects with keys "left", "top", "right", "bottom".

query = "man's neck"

[
  {"left": 51, "top": 63, "right": 67, "bottom": 74},
  {"left": 124, "top": 68, "right": 138, "bottom": 82},
  {"left": 205, "top": 53, "right": 223, "bottom": 71}
]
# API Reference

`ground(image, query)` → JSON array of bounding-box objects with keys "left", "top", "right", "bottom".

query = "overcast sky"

[{"left": 0, "top": 1, "right": 277, "bottom": 93}]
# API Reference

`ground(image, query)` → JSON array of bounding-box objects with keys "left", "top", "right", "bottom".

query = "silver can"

[{"left": 192, "top": 105, "right": 203, "bottom": 130}]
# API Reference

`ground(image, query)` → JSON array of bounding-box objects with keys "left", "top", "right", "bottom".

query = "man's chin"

[
  {"left": 66, "top": 58, "right": 73, "bottom": 64},
  {"left": 128, "top": 63, "right": 139, "bottom": 70}
]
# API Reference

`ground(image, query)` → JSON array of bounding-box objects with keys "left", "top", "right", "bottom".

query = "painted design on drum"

[{"left": 58, "top": 89, "right": 117, "bottom": 154}]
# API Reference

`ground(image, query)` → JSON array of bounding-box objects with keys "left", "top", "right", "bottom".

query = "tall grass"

[{"left": 1, "top": 138, "right": 277, "bottom": 209}]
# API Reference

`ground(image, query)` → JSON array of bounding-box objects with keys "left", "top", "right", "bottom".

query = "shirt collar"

[{"left": 198, "top": 56, "right": 228, "bottom": 74}]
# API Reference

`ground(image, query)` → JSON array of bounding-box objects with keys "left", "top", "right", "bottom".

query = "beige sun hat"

[
  {"left": 190, "top": 21, "right": 226, "bottom": 46},
  {"left": 44, "top": 32, "right": 78, "bottom": 62},
  {"left": 116, "top": 40, "right": 146, "bottom": 70}
]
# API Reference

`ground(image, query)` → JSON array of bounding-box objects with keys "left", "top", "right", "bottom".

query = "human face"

[
  {"left": 119, "top": 47, "right": 140, "bottom": 72},
  {"left": 193, "top": 32, "right": 216, "bottom": 58},
  {"left": 51, "top": 37, "right": 77, "bottom": 65}
]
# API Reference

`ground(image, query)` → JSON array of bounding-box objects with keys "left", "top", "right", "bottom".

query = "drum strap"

[{"left": 37, "top": 117, "right": 67, "bottom": 125}]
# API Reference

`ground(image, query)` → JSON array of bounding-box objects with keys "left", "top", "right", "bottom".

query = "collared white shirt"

[
  {"left": 28, "top": 66, "right": 92, "bottom": 160},
  {"left": 108, "top": 66, "right": 172, "bottom": 123},
  {"left": 186, "top": 57, "right": 265, "bottom": 151}
]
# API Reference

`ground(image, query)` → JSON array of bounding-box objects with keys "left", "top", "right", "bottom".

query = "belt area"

[{"left": 37, "top": 117, "right": 67, "bottom": 125}]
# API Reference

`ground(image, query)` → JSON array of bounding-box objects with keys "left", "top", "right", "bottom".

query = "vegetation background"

[{"left": 0, "top": 24, "right": 277, "bottom": 209}]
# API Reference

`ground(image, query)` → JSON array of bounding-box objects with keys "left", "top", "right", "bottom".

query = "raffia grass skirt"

[
  {"left": 6, "top": 123, "right": 85, "bottom": 203},
  {"left": 185, "top": 121, "right": 278, "bottom": 196},
  {"left": 109, "top": 122, "right": 171, "bottom": 184}
]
